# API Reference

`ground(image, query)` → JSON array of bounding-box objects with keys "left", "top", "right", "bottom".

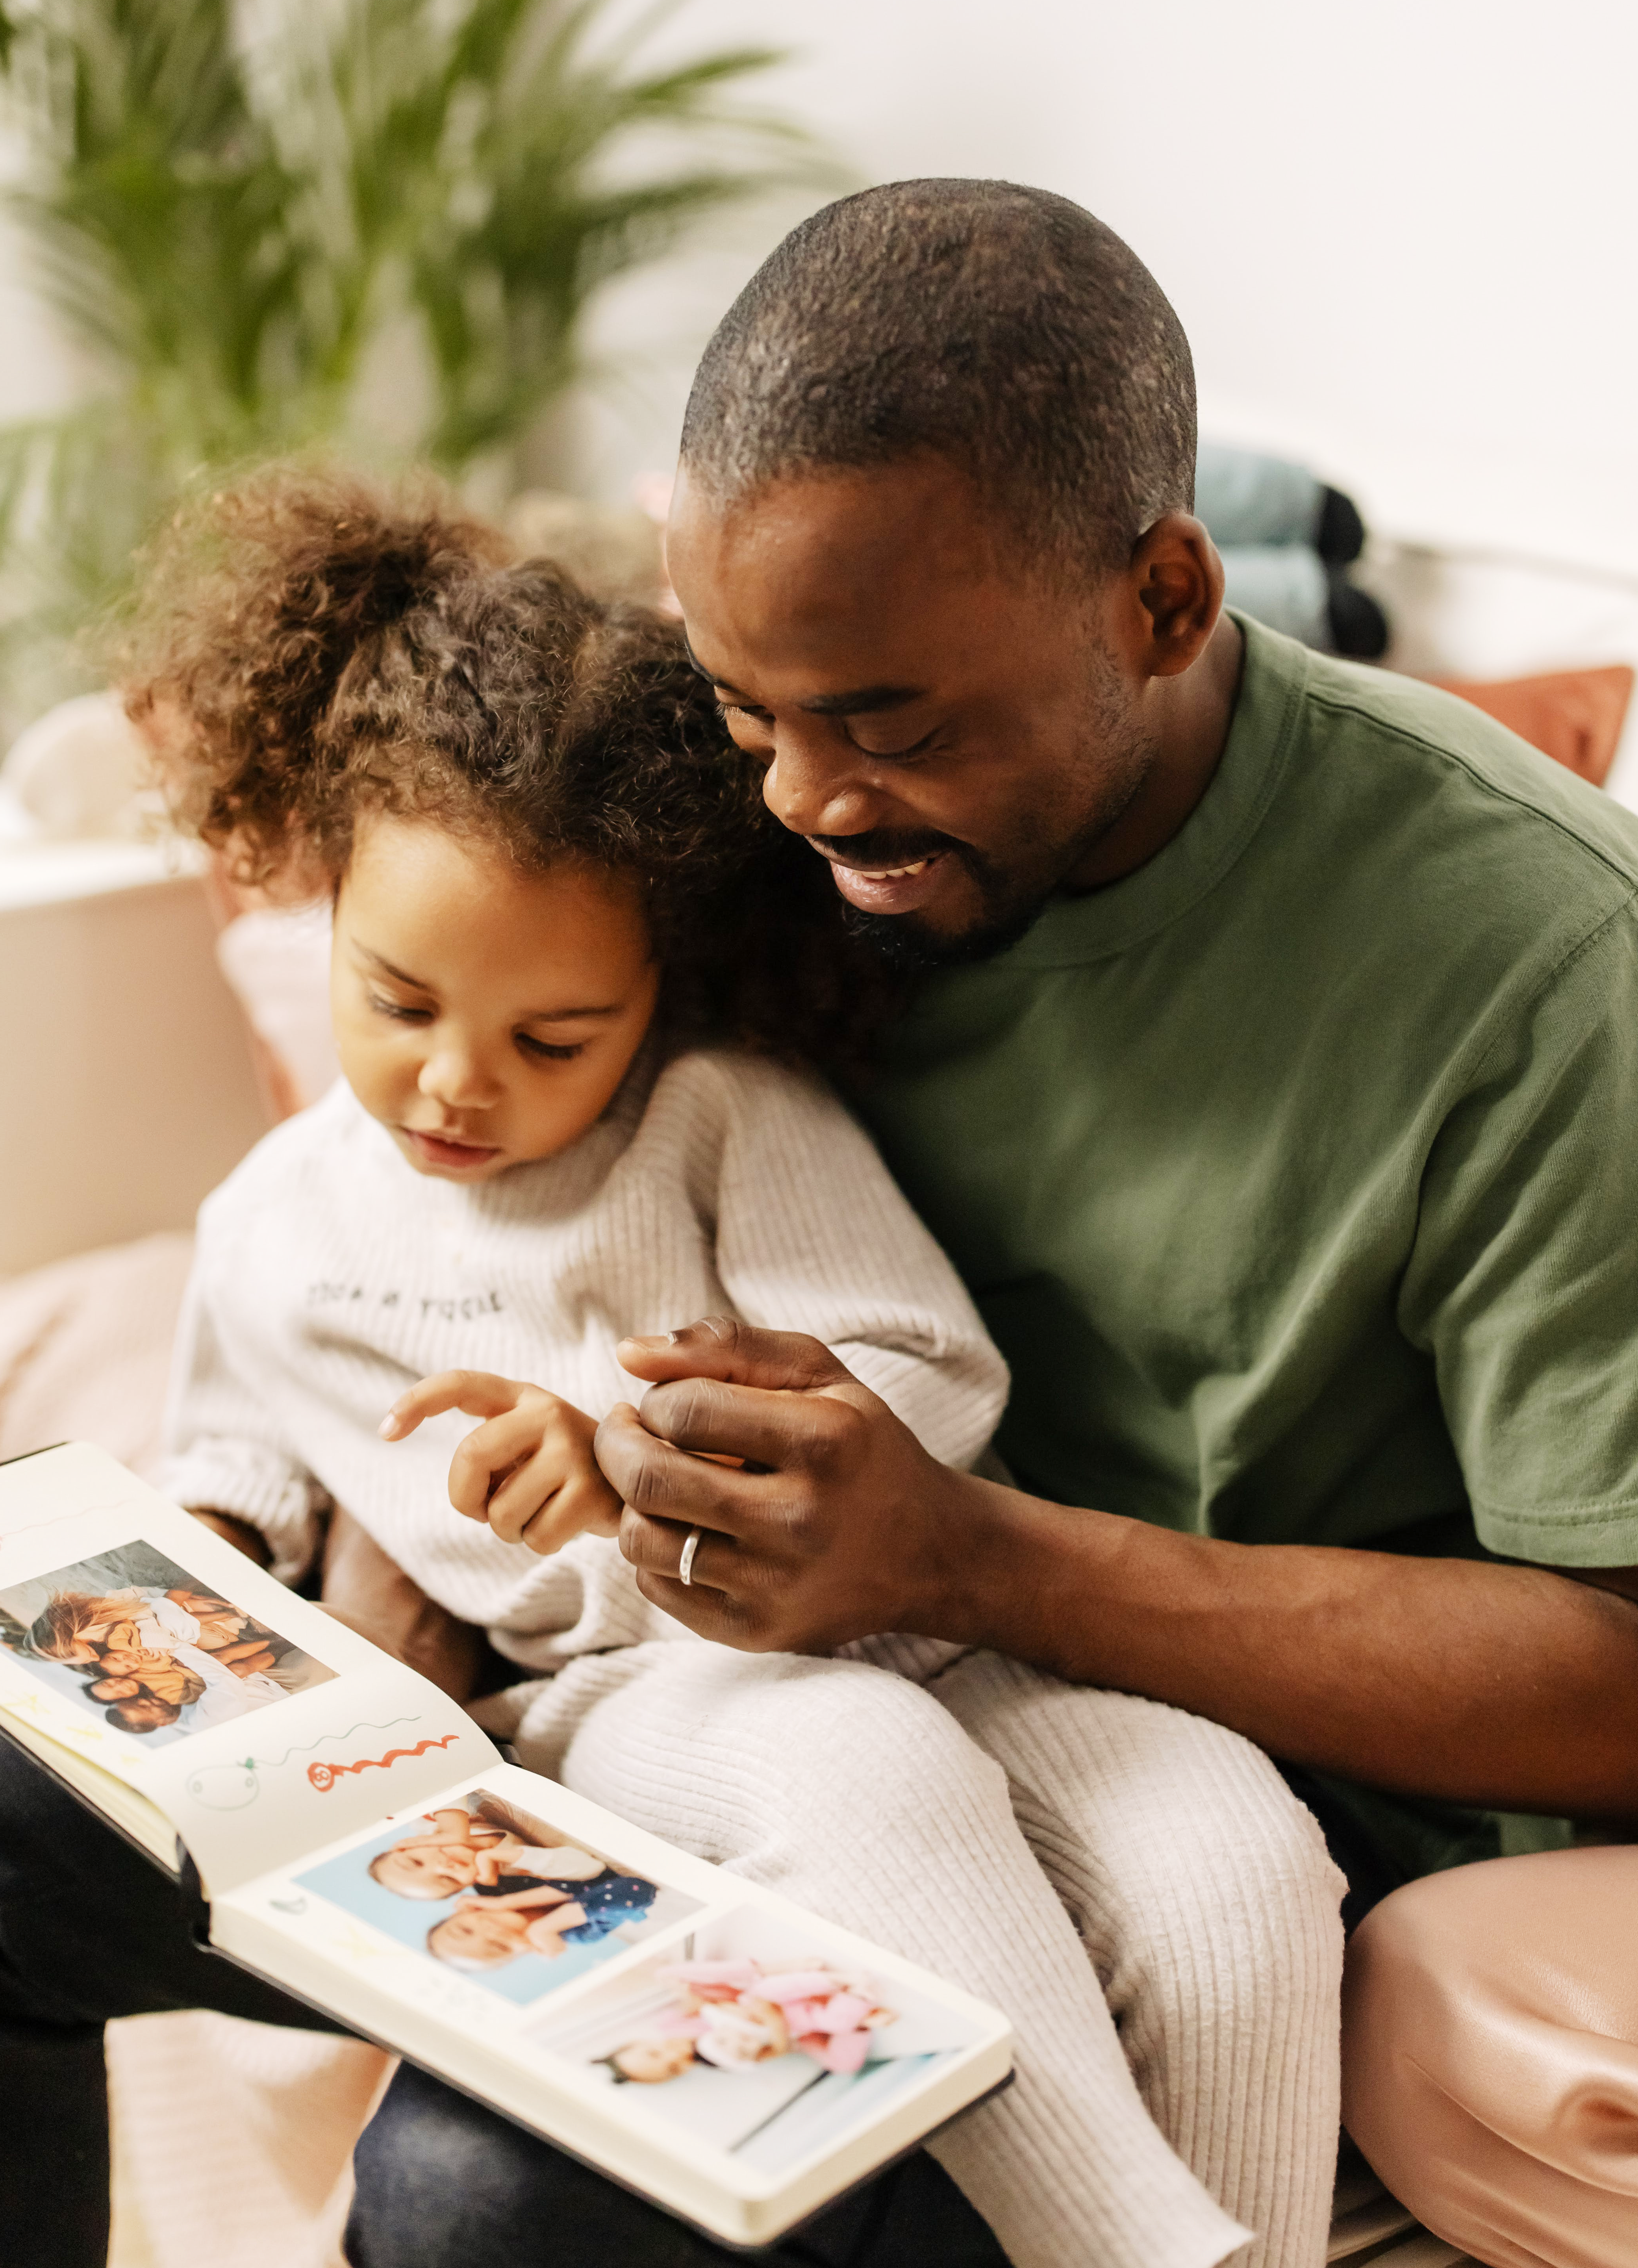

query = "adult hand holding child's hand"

[
  {"left": 382, "top": 1370, "right": 623, "bottom": 1554},
  {"left": 597, "top": 1318, "right": 1016, "bottom": 1654}
]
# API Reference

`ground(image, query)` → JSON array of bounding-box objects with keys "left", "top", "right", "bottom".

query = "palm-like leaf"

[{"left": 0, "top": 0, "right": 825, "bottom": 733}]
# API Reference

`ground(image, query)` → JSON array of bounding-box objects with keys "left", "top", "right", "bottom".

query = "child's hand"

[
  {"left": 381, "top": 1371, "right": 622, "bottom": 1555},
  {"left": 523, "top": 1901, "right": 587, "bottom": 1953}
]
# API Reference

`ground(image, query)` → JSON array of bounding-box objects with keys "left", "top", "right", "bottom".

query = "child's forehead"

[{"left": 339, "top": 819, "right": 652, "bottom": 1003}]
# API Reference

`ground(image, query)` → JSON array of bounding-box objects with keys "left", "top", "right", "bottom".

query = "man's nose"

[
  {"left": 763, "top": 719, "right": 886, "bottom": 839},
  {"left": 419, "top": 1042, "right": 503, "bottom": 1109}
]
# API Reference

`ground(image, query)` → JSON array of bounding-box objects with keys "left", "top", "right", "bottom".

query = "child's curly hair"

[{"left": 119, "top": 464, "right": 898, "bottom": 1066}]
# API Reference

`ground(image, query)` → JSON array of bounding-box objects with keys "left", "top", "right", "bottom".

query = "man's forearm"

[
  {"left": 947, "top": 1476, "right": 1638, "bottom": 1820},
  {"left": 599, "top": 1322, "right": 1638, "bottom": 1819}
]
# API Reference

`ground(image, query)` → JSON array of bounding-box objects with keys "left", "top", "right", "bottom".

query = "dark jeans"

[{"left": 0, "top": 1738, "right": 1007, "bottom": 2268}]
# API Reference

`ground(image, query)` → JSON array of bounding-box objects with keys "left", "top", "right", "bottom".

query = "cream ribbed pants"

[{"left": 508, "top": 1643, "right": 1347, "bottom": 2268}]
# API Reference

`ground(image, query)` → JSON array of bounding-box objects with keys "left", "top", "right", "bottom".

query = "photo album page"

[
  {"left": 0, "top": 1442, "right": 1013, "bottom": 2244},
  {"left": 0, "top": 1442, "right": 495, "bottom": 1891}
]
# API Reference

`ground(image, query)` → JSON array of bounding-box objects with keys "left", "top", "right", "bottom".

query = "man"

[
  {"left": 587, "top": 177, "right": 1638, "bottom": 2264},
  {"left": 6, "top": 180, "right": 1636, "bottom": 2268}
]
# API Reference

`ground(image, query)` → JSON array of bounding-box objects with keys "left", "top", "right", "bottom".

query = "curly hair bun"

[
  {"left": 119, "top": 457, "right": 906, "bottom": 1070},
  {"left": 120, "top": 464, "right": 514, "bottom": 891}
]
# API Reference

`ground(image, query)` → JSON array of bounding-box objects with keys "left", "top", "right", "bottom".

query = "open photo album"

[{"left": 0, "top": 1442, "right": 1014, "bottom": 2246}]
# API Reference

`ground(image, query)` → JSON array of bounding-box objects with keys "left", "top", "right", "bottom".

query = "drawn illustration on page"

[
  {"left": 0, "top": 1541, "right": 335, "bottom": 1750},
  {"left": 184, "top": 1722, "right": 460, "bottom": 1809}
]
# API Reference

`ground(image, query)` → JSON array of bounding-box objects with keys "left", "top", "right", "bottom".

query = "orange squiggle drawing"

[{"left": 307, "top": 1734, "right": 458, "bottom": 1791}]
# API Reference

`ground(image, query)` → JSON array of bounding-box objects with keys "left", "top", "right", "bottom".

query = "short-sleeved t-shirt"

[{"left": 854, "top": 613, "right": 1638, "bottom": 1879}]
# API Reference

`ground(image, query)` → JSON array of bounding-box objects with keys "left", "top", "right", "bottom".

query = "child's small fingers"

[
  {"left": 446, "top": 1407, "right": 551, "bottom": 1521},
  {"left": 518, "top": 1469, "right": 623, "bottom": 1557},
  {"left": 485, "top": 1447, "right": 565, "bottom": 1547},
  {"left": 381, "top": 1369, "right": 526, "bottom": 1441}
]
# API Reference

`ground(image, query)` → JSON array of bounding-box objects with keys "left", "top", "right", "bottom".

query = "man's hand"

[
  {"left": 594, "top": 1318, "right": 1007, "bottom": 1651},
  {"left": 595, "top": 1322, "right": 1638, "bottom": 1820},
  {"left": 383, "top": 1370, "right": 622, "bottom": 1555}
]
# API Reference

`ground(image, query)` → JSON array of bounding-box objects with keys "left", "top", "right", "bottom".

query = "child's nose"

[{"left": 419, "top": 1045, "right": 503, "bottom": 1109}]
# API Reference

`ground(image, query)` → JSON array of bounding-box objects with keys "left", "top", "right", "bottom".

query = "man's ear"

[{"left": 1125, "top": 513, "right": 1225, "bottom": 679}]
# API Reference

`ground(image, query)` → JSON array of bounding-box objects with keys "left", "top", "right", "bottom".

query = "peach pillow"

[{"left": 1433, "top": 665, "right": 1634, "bottom": 788}]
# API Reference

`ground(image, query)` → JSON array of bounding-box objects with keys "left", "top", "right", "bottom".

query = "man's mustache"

[{"left": 804, "top": 827, "right": 970, "bottom": 868}]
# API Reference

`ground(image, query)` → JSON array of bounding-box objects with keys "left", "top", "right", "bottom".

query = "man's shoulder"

[
  {"left": 1226, "top": 627, "right": 1638, "bottom": 1009},
  {"left": 1284, "top": 634, "right": 1638, "bottom": 911}
]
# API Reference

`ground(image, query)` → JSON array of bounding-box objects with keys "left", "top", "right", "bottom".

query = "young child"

[
  {"left": 126, "top": 469, "right": 1251, "bottom": 2268},
  {"left": 132, "top": 467, "right": 1005, "bottom": 1682},
  {"left": 369, "top": 1804, "right": 606, "bottom": 1901},
  {"left": 427, "top": 1888, "right": 593, "bottom": 1969},
  {"left": 615, "top": 1958, "right": 897, "bottom": 2080}
]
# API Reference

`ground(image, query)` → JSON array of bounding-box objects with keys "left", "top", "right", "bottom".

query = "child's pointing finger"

[{"left": 380, "top": 1369, "right": 529, "bottom": 1440}]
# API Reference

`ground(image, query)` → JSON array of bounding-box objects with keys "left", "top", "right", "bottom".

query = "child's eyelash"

[{"left": 369, "top": 995, "right": 584, "bottom": 1063}]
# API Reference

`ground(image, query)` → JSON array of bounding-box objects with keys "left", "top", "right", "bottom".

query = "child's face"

[
  {"left": 332, "top": 815, "right": 660, "bottom": 1183},
  {"left": 614, "top": 2036, "right": 696, "bottom": 2084},
  {"left": 430, "top": 1904, "right": 530, "bottom": 1966},
  {"left": 99, "top": 1643, "right": 171, "bottom": 1676},
  {"left": 376, "top": 1840, "right": 479, "bottom": 1898}
]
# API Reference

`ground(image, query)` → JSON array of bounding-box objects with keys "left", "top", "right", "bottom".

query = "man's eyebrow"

[
  {"left": 684, "top": 643, "right": 927, "bottom": 719},
  {"left": 798, "top": 684, "right": 925, "bottom": 718}
]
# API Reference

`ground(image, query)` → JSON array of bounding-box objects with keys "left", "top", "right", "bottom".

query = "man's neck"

[{"left": 1068, "top": 612, "right": 1247, "bottom": 891}]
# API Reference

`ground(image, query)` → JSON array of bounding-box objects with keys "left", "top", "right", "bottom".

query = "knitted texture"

[
  {"left": 157, "top": 1049, "right": 1346, "bottom": 2262},
  {"left": 155, "top": 1047, "right": 1008, "bottom": 1661},
  {"left": 509, "top": 1643, "right": 1346, "bottom": 2268}
]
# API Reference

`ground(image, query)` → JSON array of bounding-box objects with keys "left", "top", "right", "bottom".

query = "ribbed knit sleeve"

[
  {"left": 683, "top": 1054, "right": 1010, "bottom": 1470},
  {"left": 153, "top": 1196, "right": 329, "bottom": 1584}
]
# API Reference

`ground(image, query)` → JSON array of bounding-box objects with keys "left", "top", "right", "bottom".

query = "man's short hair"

[{"left": 680, "top": 179, "right": 1196, "bottom": 579}]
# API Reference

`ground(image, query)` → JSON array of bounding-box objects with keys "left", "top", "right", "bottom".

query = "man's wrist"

[{"left": 909, "top": 1467, "right": 1095, "bottom": 1654}]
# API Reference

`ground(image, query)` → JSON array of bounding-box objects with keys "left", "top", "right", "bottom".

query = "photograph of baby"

[
  {"left": 0, "top": 1541, "right": 335, "bottom": 1746},
  {"left": 295, "top": 1787, "right": 700, "bottom": 2006},
  {"left": 527, "top": 1906, "right": 984, "bottom": 2175}
]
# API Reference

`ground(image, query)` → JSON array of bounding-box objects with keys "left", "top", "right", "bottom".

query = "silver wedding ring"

[{"left": 678, "top": 1526, "right": 702, "bottom": 1587}]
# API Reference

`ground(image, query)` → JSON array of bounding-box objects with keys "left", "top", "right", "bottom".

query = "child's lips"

[{"left": 403, "top": 1127, "right": 503, "bottom": 1171}]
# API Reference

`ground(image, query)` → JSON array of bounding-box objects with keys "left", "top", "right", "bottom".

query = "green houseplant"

[{"left": 0, "top": 0, "right": 818, "bottom": 733}]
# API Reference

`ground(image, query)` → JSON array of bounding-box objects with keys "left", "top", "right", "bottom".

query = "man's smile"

[
  {"left": 806, "top": 829, "right": 968, "bottom": 917},
  {"left": 821, "top": 851, "right": 949, "bottom": 916}
]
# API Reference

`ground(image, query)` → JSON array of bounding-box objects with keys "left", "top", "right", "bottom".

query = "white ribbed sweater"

[{"left": 156, "top": 1049, "right": 1008, "bottom": 1671}]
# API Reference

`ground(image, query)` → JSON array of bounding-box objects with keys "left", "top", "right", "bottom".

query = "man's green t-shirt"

[{"left": 854, "top": 613, "right": 1638, "bottom": 1880}]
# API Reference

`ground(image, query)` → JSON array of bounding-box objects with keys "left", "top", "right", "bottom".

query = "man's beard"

[
  {"left": 821, "top": 760, "right": 1150, "bottom": 973},
  {"left": 834, "top": 839, "right": 1059, "bottom": 972},
  {"left": 822, "top": 645, "right": 1154, "bottom": 973}
]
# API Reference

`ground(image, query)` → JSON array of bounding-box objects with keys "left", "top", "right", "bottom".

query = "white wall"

[
  {"left": 567, "top": 0, "right": 1638, "bottom": 578},
  {"left": 6, "top": 2, "right": 1637, "bottom": 573}
]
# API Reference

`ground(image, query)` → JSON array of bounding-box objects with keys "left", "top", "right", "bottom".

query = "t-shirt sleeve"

[
  {"left": 702, "top": 1056, "right": 1010, "bottom": 1470},
  {"left": 1400, "top": 900, "right": 1638, "bottom": 1566},
  {"left": 152, "top": 1211, "right": 328, "bottom": 1584}
]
